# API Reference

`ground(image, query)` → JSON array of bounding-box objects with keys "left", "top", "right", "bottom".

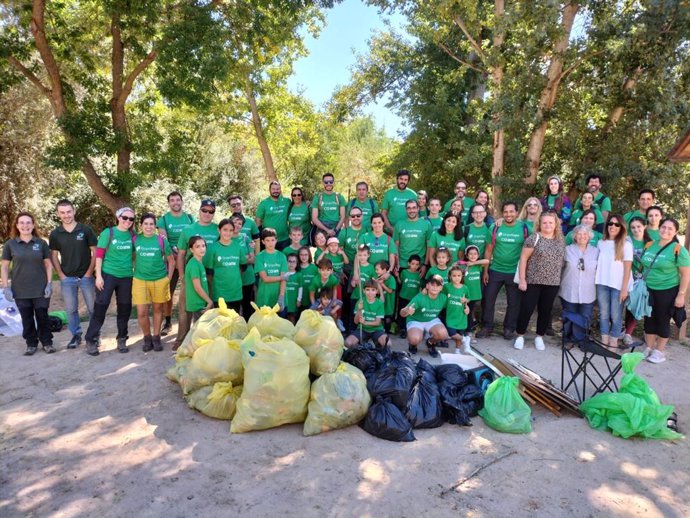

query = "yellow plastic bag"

[
  {"left": 186, "top": 382, "right": 243, "bottom": 420},
  {"left": 246, "top": 302, "right": 295, "bottom": 339},
  {"left": 293, "top": 310, "right": 344, "bottom": 376},
  {"left": 179, "top": 337, "right": 243, "bottom": 394},
  {"left": 231, "top": 328, "right": 310, "bottom": 433},
  {"left": 303, "top": 362, "right": 371, "bottom": 436},
  {"left": 165, "top": 357, "right": 191, "bottom": 384},
  {"left": 176, "top": 299, "right": 248, "bottom": 359}
]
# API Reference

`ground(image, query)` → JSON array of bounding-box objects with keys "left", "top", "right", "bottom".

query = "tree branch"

[
  {"left": 558, "top": 49, "right": 603, "bottom": 81},
  {"left": 119, "top": 51, "right": 158, "bottom": 105},
  {"left": 6, "top": 56, "right": 51, "bottom": 97},
  {"left": 437, "top": 42, "right": 487, "bottom": 74},
  {"left": 452, "top": 14, "right": 486, "bottom": 62},
  {"left": 30, "top": 0, "right": 65, "bottom": 116}
]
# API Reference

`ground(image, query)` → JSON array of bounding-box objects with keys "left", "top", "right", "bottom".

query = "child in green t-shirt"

[
  {"left": 444, "top": 265, "right": 471, "bottom": 354},
  {"left": 315, "top": 237, "right": 349, "bottom": 280},
  {"left": 309, "top": 257, "right": 340, "bottom": 303},
  {"left": 400, "top": 275, "right": 449, "bottom": 358},
  {"left": 282, "top": 226, "right": 304, "bottom": 258},
  {"left": 375, "top": 260, "right": 396, "bottom": 333},
  {"left": 345, "top": 279, "right": 388, "bottom": 349},
  {"left": 459, "top": 245, "right": 490, "bottom": 337},
  {"left": 255, "top": 228, "right": 288, "bottom": 309},
  {"left": 183, "top": 236, "right": 213, "bottom": 344},
  {"left": 351, "top": 244, "right": 376, "bottom": 301},
  {"left": 298, "top": 246, "right": 318, "bottom": 311},
  {"left": 397, "top": 254, "right": 422, "bottom": 338},
  {"left": 426, "top": 247, "right": 451, "bottom": 285},
  {"left": 283, "top": 253, "right": 302, "bottom": 323}
]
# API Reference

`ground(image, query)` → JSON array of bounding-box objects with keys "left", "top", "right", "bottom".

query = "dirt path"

[{"left": 1, "top": 313, "right": 689, "bottom": 517}]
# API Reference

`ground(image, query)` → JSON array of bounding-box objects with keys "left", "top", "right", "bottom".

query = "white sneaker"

[
  {"left": 534, "top": 336, "right": 545, "bottom": 351},
  {"left": 647, "top": 350, "right": 666, "bottom": 364},
  {"left": 623, "top": 334, "right": 634, "bottom": 346},
  {"left": 462, "top": 335, "right": 472, "bottom": 353},
  {"left": 642, "top": 347, "right": 652, "bottom": 358},
  {"left": 513, "top": 336, "right": 524, "bottom": 350}
]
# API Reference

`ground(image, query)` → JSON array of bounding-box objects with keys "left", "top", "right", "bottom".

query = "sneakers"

[
  {"left": 647, "top": 350, "right": 666, "bottom": 364},
  {"left": 24, "top": 345, "right": 38, "bottom": 356},
  {"left": 399, "top": 329, "right": 407, "bottom": 339},
  {"left": 42, "top": 343, "right": 56, "bottom": 354},
  {"left": 153, "top": 335, "right": 163, "bottom": 352},
  {"left": 435, "top": 340, "right": 449, "bottom": 349},
  {"left": 67, "top": 334, "right": 82, "bottom": 349},
  {"left": 142, "top": 335, "right": 154, "bottom": 353},
  {"left": 408, "top": 344, "right": 418, "bottom": 355},
  {"left": 642, "top": 347, "right": 652, "bottom": 358},
  {"left": 117, "top": 338, "right": 129, "bottom": 354},
  {"left": 544, "top": 326, "right": 556, "bottom": 337},
  {"left": 161, "top": 320, "right": 172, "bottom": 337},
  {"left": 513, "top": 336, "right": 524, "bottom": 350},
  {"left": 623, "top": 334, "right": 634, "bottom": 346},
  {"left": 476, "top": 327, "right": 493, "bottom": 338},
  {"left": 428, "top": 345, "right": 439, "bottom": 358},
  {"left": 534, "top": 336, "right": 545, "bottom": 351},
  {"left": 461, "top": 335, "right": 472, "bottom": 354},
  {"left": 86, "top": 341, "right": 99, "bottom": 356},
  {"left": 503, "top": 329, "right": 516, "bottom": 340}
]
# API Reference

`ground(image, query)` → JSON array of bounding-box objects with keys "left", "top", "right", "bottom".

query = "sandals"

[{"left": 667, "top": 412, "right": 679, "bottom": 433}]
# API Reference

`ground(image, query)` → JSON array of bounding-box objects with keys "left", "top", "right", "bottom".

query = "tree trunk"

[
  {"left": 603, "top": 66, "right": 643, "bottom": 132},
  {"left": 524, "top": 1, "right": 580, "bottom": 184},
  {"left": 245, "top": 80, "right": 278, "bottom": 183},
  {"left": 490, "top": 0, "right": 506, "bottom": 209},
  {"left": 110, "top": 14, "right": 132, "bottom": 184}
]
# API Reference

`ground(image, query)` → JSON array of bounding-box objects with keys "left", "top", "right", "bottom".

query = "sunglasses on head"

[
  {"left": 201, "top": 208, "right": 215, "bottom": 214},
  {"left": 120, "top": 215, "right": 135, "bottom": 222},
  {"left": 607, "top": 221, "right": 621, "bottom": 227}
]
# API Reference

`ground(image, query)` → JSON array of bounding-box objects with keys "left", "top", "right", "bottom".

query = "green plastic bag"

[
  {"left": 478, "top": 376, "right": 532, "bottom": 434},
  {"left": 580, "top": 352, "right": 683, "bottom": 440},
  {"left": 303, "top": 362, "right": 371, "bottom": 436},
  {"left": 293, "top": 310, "right": 345, "bottom": 376},
  {"left": 49, "top": 311, "right": 68, "bottom": 325}
]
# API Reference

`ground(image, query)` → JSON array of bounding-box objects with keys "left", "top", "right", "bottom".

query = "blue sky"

[{"left": 287, "top": 0, "right": 405, "bottom": 138}]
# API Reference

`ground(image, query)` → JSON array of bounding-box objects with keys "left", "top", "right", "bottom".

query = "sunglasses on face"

[
  {"left": 201, "top": 209, "right": 215, "bottom": 215},
  {"left": 120, "top": 216, "right": 135, "bottom": 222},
  {"left": 323, "top": 180, "right": 334, "bottom": 185},
  {"left": 350, "top": 213, "right": 362, "bottom": 218},
  {"left": 607, "top": 222, "right": 621, "bottom": 228},
  {"left": 578, "top": 258, "right": 585, "bottom": 271},
  {"left": 292, "top": 193, "right": 302, "bottom": 197}
]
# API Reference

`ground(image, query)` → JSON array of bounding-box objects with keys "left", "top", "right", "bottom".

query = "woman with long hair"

[
  {"left": 286, "top": 187, "right": 311, "bottom": 246},
  {"left": 427, "top": 212, "right": 465, "bottom": 266},
  {"left": 540, "top": 175, "right": 571, "bottom": 233},
  {"left": 517, "top": 197, "right": 543, "bottom": 233}
]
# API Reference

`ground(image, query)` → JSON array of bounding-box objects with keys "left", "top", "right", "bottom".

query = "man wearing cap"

[
  {"left": 157, "top": 191, "right": 195, "bottom": 336},
  {"left": 381, "top": 169, "right": 417, "bottom": 234},
  {"left": 443, "top": 179, "right": 474, "bottom": 222},
  {"left": 49, "top": 199, "right": 98, "bottom": 349},
  {"left": 256, "top": 181, "right": 291, "bottom": 250},
  {"left": 347, "top": 181, "right": 379, "bottom": 232},
  {"left": 173, "top": 199, "right": 220, "bottom": 350},
  {"left": 311, "top": 173, "right": 346, "bottom": 240}
]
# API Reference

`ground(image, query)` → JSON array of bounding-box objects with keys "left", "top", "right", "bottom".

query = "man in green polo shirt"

[
  {"left": 347, "top": 181, "right": 380, "bottom": 231},
  {"left": 443, "top": 179, "right": 474, "bottom": 222},
  {"left": 381, "top": 169, "right": 417, "bottom": 233},
  {"left": 393, "top": 199, "right": 432, "bottom": 271},
  {"left": 311, "top": 173, "right": 346, "bottom": 240},
  {"left": 157, "top": 191, "right": 195, "bottom": 336},
  {"left": 478, "top": 201, "right": 526, "bottom": 339},
  {"left": 255, "top": 180, "right": 291, "bottom": 249}
]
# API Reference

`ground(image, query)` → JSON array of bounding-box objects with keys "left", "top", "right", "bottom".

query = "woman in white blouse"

[{"left": 595, "top": 214, "right": 633, "bottom": 348}]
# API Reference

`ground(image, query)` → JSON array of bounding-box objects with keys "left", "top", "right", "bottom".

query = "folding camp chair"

[{"left": 560, "top": 309, "right": 640, "bottom": 403}]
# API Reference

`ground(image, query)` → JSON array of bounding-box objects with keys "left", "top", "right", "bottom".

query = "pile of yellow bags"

[{"left": 166, "top": 300, "right": 370, "bottom": 434}]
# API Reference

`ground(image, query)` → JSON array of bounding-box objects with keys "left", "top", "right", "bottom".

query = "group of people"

[{"left": 3, "top": 172, "right": 688, "bottom": 366}]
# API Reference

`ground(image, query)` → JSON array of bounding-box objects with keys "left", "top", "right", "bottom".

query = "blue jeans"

[
  {"left": 61, "top": 276, "right": 96, "bottom": 337},
  {"left": 596, "top": 284, "right": 623, "bottom": 338}
]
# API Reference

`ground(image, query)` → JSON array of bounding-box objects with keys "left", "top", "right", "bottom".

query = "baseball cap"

[{"left": 200, "top": 199, "right": 216, "bottom": 209}]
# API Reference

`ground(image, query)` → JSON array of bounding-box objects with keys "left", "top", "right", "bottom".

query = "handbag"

[
  {"left": 513, "top": 233, "right": 540, "bottom": 284},
  {"left": 627, "top": 241, "right": 674, "bottom": 320}
]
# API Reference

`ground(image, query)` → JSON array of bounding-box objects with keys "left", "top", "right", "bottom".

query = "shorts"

[
  {"left": 446, "top": 326, "right": 467, "bottom": 337},
  {"left": 132, "top": 277, "right": 171, "bottom": 305},
  {"left": 407, "top": 318, "right": 443, "bottom": 333},
  {"left": 350, "top": 328, "right": 387, "bottom": 344}
]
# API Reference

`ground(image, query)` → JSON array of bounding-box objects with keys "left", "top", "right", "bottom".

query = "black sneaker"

[
  {"left": 142, "top": 335, "right": 154, "bottom": 353},
  {"left": 24, "top": 346, "right": 38, "bottom": 356},
  {"left": 67, "top": 334, "right": 82, "bottom": 349},
  {"left": 476, "top": 327, "right": 493, "bottom": 338},
  {"left": 399, "top": 329, "right": 407, "bottom": 339},
  {"left": 428, "top": 345, "right": 440, "bottom": 358},
  {"left": 42, "top": 344, "right": 56, "bottom": 354},
  {"left": 117, "top": 338, "right": 129, "bottom": 354},
  {"left": 153, "top": 335, "right": 163, "bottom": 352},
  {"left": 503, "top": 329, "right": 516, "bottom": 340},
  {"left": 436, "top": 340, "right": 449, "bottom": 349},
  {"left": 544, "top": 326, "right": 556, "bottom": 337},
  {"left": 86, "top": 342, "right": 99, "bottom": 356},
  {"left": 161, "top": 321, "right": 172, "bottom": 337},
  {"left": 408, "top": 344, "right": 418, "bottom": 354}
]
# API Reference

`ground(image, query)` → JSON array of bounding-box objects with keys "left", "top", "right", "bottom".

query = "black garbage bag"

[
  {"left": 361, "top": 397, "right": 416, "bottom": 442},
  {"left": 367, "top": 361, "right": 416, "bottom": 409},
  {"left": 406, "top": 377, "right": 444, "bottom": 429},
  {"left": 342, "top": 345, "right": 385, "bottom": 374},
  {"left": 435, "top": 363, "right": 469, "bottom": 387},
  {"left": 416, "top": 359, "right": 437, "bottom": 384},
  {"left": 439, "top": 382, "right": 484, "bottom": 426}
]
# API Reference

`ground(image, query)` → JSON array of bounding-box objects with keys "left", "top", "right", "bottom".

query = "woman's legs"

[
  {"left": 535, "top": 285, "right": 560, "bottom": 336},
  {"left": 516, "top": 284, "right": 541, "bottom": 336},
  {"left": 596, "top": 284, "right": 611, "bottom": 343}
]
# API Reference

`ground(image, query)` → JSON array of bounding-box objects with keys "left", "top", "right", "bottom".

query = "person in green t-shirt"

[
  {"left": 459, "top": 245, "right": 489, "bottom": 336},
  {"left": 638, "top": 218, "right": 690, "bottom": 364},
  {"left": 569, "top": 191, "right": 604, "bottom": 232},
  {"left": 396, "top": 254, "right": 422, "bottom": 338},
  {"left": 282, "top": 226, "right": 305, "bottom": 258},
  {"left": 315, "top": 237, "right": 349, "bottom": 281},
  {"left": 83, "top": 207, "right": 136, "bottom": 356},
  {"left": 351, "top": 244, "right": 376, "bottom": 301},
  {"left": 464, "top": 204, "right": 493, "bottom": 258},
  {"left": 623, "top": 188, "right": 656, "bottom": 228},
  {"left": 157, "top": 191, "right": 195, "bottom": 337},
  {"left": 255, "top": 181, "right": 291, "bottom": 246},
  {"left": 298, "top": 246, "right": 318, "bottom": 310},
  {"left": 183, "top": 237, "right": 213, "bottom": 337},
  {"left": 375, "top": 260, "right": 396, "bottom": 332},
  {"left": 358, "top": 214, "right": 398, "bottom": 270},
  {"left": 426, "top": 198, "right": 443, "bottom": 232},
  {"left": 393, "top": 199, "right": 433, "bottom": 270},
  {"left": 417, "top": 190, "right": 429, "bottom": 217},
  {"left": 427, "top": 212, "right": 465, "bottom": 265},
  {"left": 209, "top": 219, "right": 247, "bottom": 312},
  {"left": 443, "top": 179, "right": 474, "bottom": 222},
  {"left": 309, "top": 257, "right": 340, "bottom": 303},
  {"left": 285, "top": 187, "right": 311, "bottom": 245},
  {"left": 339, "top": 209, "right": 365, "bottom": 264},
  {"left": 345, "top": 279, "right": 389, "bottom": 348},
  {"left": 573, "top": 174, "right": 612, "bottom": 223},
  {"left": 311, "top": 173, "right": 346, "bottom": 240},
  {"left": 255, "top": 228, "right": 288, "bottom": 309},
  {"left": 283, "top": 254, "right": 302, "bottom": 323},
  {"left": 540, "top": 175, "right": 571, "bottom": 234},
  {"left": 564, "top": 210, "right": 602, "bottom": 246},
  {"left": 347, "top": 181, "right": 379, "bottom": 231},
  {"left": 381, "top": 169, "right": 417, "bottom": 233},
  {"left": 228, "top": 213, "right": 257, "bottom": 319},
  {"left": 227, "top": 194, "right": 260, "bottom": 250},
  {"left": 133, "top": 213, "right": 174, "bottom": 352},
  {"left": 426, "top": 248, "right": 451, "bottom": 285},
  {"left": 444, "top": 265, "right": 471, "bottom": 354},
  {"left": 400, "top": 275, "right": 449, "bottom": 358},
  {"left": 645, "top": 206, "right": 663, "bottom": 242}
]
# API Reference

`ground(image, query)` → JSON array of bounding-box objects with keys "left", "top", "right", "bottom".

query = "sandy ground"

[{"left": 1, "top": 292, "right": 689, "bottom": 518}]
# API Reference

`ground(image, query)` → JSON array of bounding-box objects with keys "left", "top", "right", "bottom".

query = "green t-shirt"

[
  {"left": 647, "top": 228, "right": 661, "bottom": 242},
  {"left": 406, "top": 292, "right": 447, "bottom": 323},
  {"left": 639, "top": 242, "right": 690, "bottom": 290},
  {"left": 178, "top": 222, "right": 220, "bottom": 270},
  {"left": 489, "top": 222, "right": 527, "bottom": 274},
  {"left": 465, "top": 223, "right": 492, "bottom": 258},
  {"left": 286, "top": 203, "right": 311, "bottom": 245},
  {"left": 97, "top": 227, "right": 133, "bottom": 278},
  {"left": 234, "top": 234, "right": 256, "bottom": 286},
  {"left": 382, "top": 275, "right": 396, "bottom": 316},
  {"left": 463, "top": 264, "right": 483, "bottom": 301},
  {"left": 427, "top": 216, "right": 443, "bottom": 232},
  {"left": 393, "top": 218, "right": 432, "bottom": 268},
  {"left": 426, "top": 266, "right": 450, "bottom": 285},
  {"left": 133, "top": 234, "right": 171, "bottom": 281},
  {"left": 339, "top": 226, "right": 363, "bottom": 263},
  {"left": 285, "top": 271, "right": 302, "bottom": 313},
  {"left": 318, "top": 252, "right": 345, "bottom": 276},
  {"left": 185, "top": 257, "right": 209, "bottom": 312},
  {"left": 282, "top": 245, "right": 301, "bottom": 258},
  {"left": 569, "top": 208, "right": 604, "bottom": 227},
  {"left": 311, "top": 192, "right": 346, "bottom": 226},
  {"left": 358, "top": 232, "right": 398, "bottom": 266},
  {"left": 356, "top": 297, "right": 385, "bottom": 332},
  {"left": 255, "top": 249, "right": 288, "bottom": 307},
  {"left": 209, "top": 240, "right": 246, "bottom": 302},
  {"left": 349, "top": 198, "right": 379, "bottom": 231},
  {"left": 400, "top": 269, "right": 422, "bottom": 300},
  {"left": 631, "top": 237, "right": 645, "bottom": 273},
  {"left": 256, "top": 196, "right": 291, "bottom": 241},
  {"left": 240, "top": 216, "right": 260, "bottom": 243},
  {"left": 565, "top": 229, "right": 602, "bottom": 246},
  {"left": 299, "top": 263, "right": 318, "bottom": 308},
  {"left": 157, "top": 212, "right": 195, "bottom": 248},
  {"left": 575, "top": 192, "right": 612, "bottom": 213},
  {"left": 352, "top": 263, "right": 376, "bottom": 300},
  {"left": 624, "top": 210, "right": 646, "bottom": 227},
  {"left": 443, "top": 197, "right": 474, "bottom": 222},
  {"left": 444, "top": 283, "right": 469, "bottom": 330},
  {"left": 429, "top": 232, "right": 465, "bottom": 262},
  {"left": 309, "top": 273, "right": 339, "bottom": 298},
  {"left": 381, "top": 187, "right": 417, "bottom": 227}
]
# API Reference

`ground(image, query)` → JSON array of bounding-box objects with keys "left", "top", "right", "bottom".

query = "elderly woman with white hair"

[
  {"left": 83, "top": 207, "right": 136, "bottom": 356},
  {"left": 559, "top": 224, "right": 599, "bottom": 343}
]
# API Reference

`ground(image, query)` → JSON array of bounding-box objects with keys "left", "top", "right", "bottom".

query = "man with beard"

[
  {"left": 573, "top": 174, "right": 611, "bottom": 222},
  {"left": 381, "top": 169, "right": 417, "bottom": 234},
  {"left": 443, "top": 179, "right": 474, "bottom": 223},
  {"left": 311, "top": 173, "right": 346, "bottom": 240},
  {"left": 347, "top": 181, "right": 379, "bottom": 231},
  {"left": 256, "top": 180, "right": 291, "bottom": 250}
]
